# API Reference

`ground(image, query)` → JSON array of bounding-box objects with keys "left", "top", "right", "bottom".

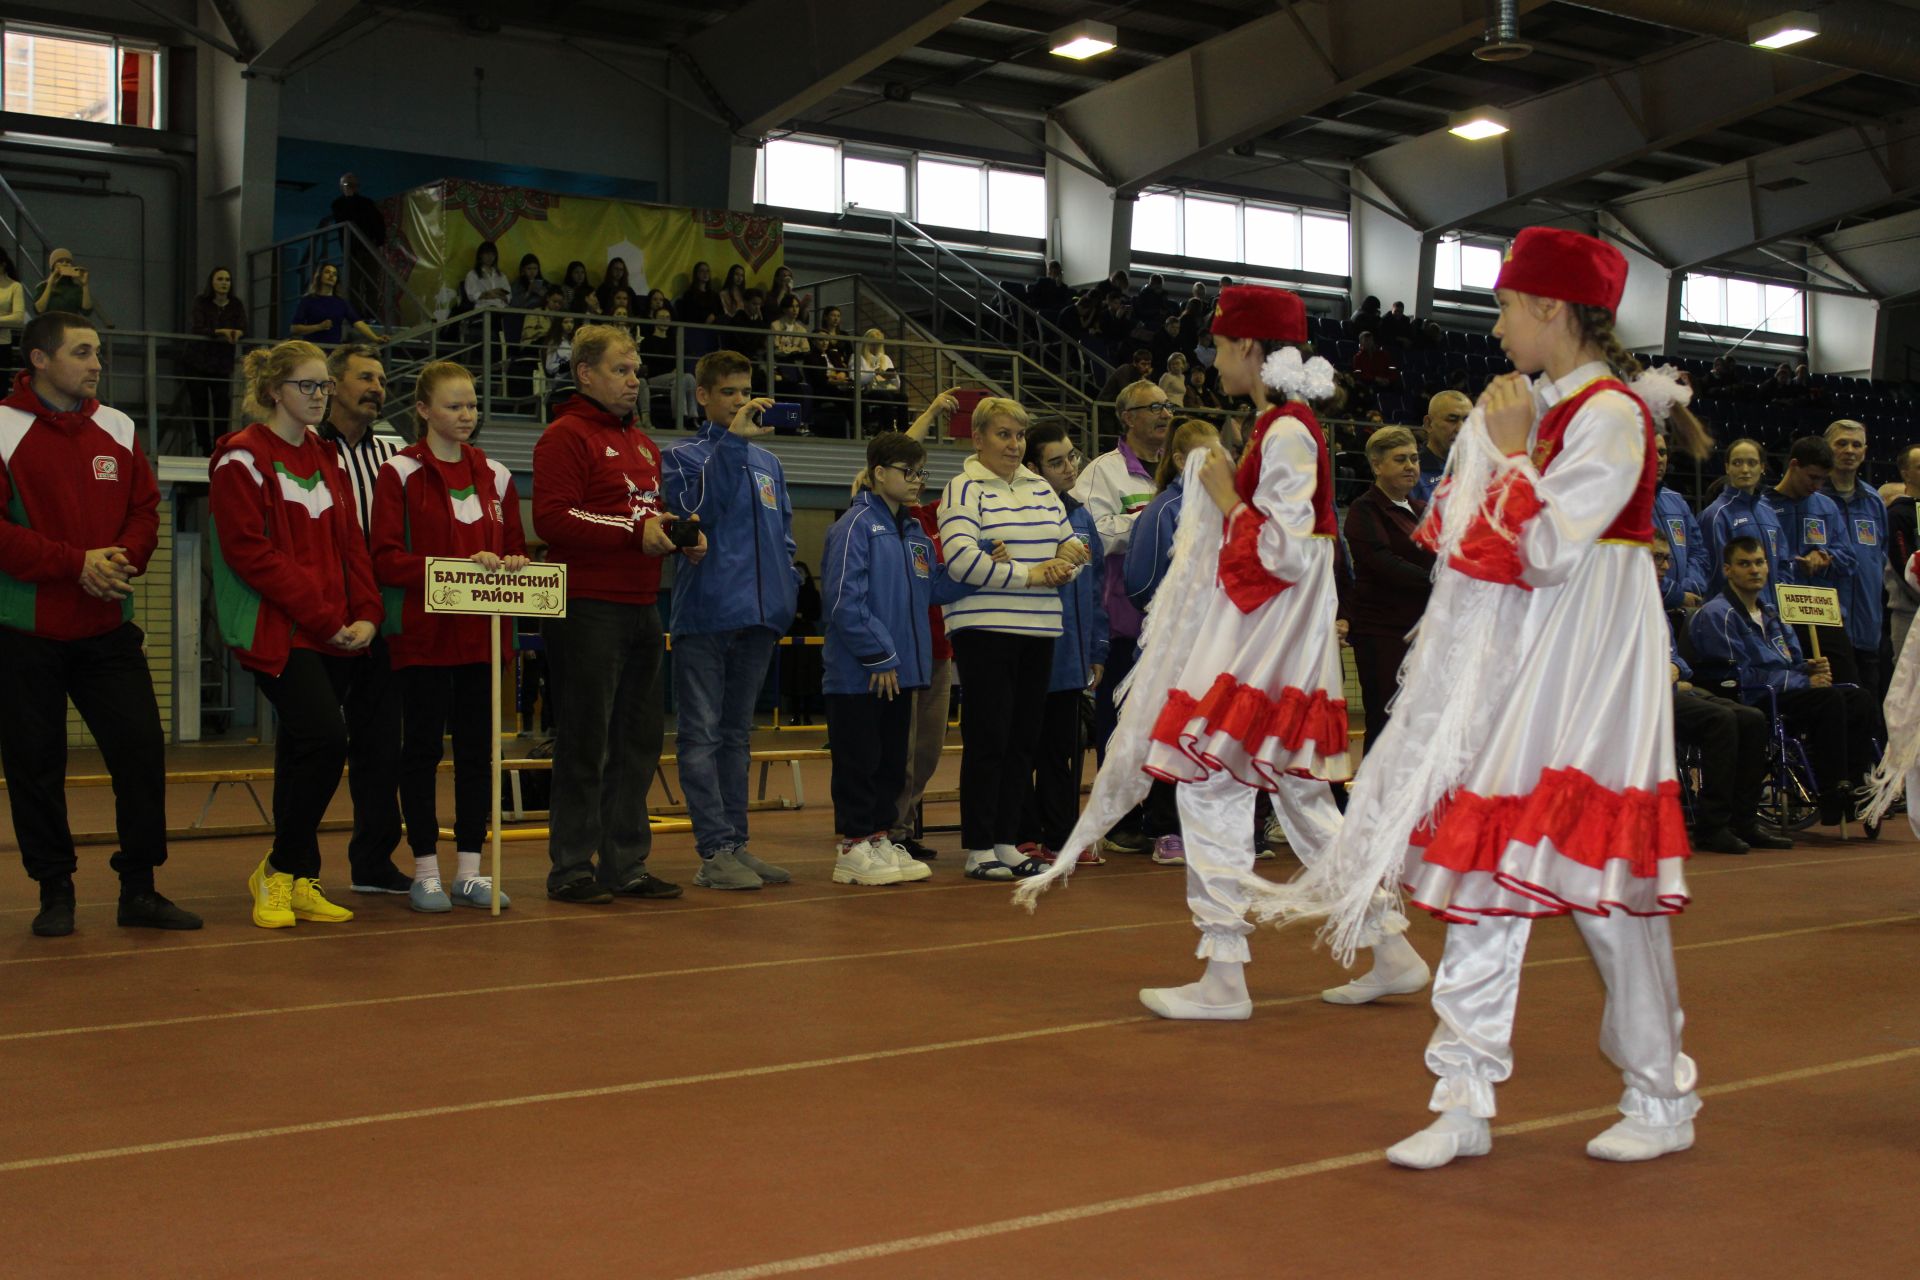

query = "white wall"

[
  {"left": 1602, "top": 215, "right": 1671, "bottom": 353},
  {"left": 1046, "top": 121, "right": 1124, "bottom": 284},
  {"left": 1808, "top": 284, "right": 1879, "bottom": 378},
  {"left": 1350, "top": 173, "right": 1422, "bottom": 314}
]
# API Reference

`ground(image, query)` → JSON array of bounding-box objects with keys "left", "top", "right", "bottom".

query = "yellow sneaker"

[
  {"left": 251, "top": 856, "right": 295, "bottom": 929},
  {"left": 291, "top": 877, "right": 354, "bottom": 923}
]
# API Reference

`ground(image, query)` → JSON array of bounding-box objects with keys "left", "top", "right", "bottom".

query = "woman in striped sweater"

[{"left": 939, "top": 398, "right": 1086, "bottom": 880}]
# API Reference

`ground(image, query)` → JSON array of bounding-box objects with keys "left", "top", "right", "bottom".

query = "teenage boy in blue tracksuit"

[
  {"left": 663, "top": 349, "right": 800, "bottom": 891},
  {"left": 1653, "top": 432, "right": 1707, "bottom": 609},
  {"left": 1763, "top": 435, "right": 1858, "bottom": 683},
  {"left": 822, "top": 433, "right": 972, "bottom": 886}
]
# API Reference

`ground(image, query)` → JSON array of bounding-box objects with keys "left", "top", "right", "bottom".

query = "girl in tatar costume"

[
  {"left": 1014, "top": 285, "right": 1429, "bottom": 1015},
  {"left": 1862, "top": 555, "right": 1920, "bottom": 835},
  {"left": 1251, "top": 227, "right": 1708, "bottom": 1169}
]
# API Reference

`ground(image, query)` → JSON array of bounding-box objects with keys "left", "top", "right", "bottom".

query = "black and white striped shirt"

[{"left": 320, "top": 420, "right": 404, "bottom": 542}]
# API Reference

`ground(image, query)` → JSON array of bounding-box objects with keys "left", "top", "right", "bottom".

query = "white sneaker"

[
  {"left": 1586, "top": 1117, "right": 1694, "bottom": 1162},
  {"left": 832, "top": 840, "right": 906, "bottom": 886},
  {"left": 1385, "top": 1112, "right": 1492, "bottom": 1170},
  {"left": 876, "top": 836, "right": 932, "bottom": 882}
]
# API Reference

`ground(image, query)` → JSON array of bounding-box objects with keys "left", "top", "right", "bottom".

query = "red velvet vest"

[
  {"left": 1528, "top": 377, "right": 1656, "bottom": 543},
  {"left": 1238, "top": 402, "right": 1338, "bottom": 537}
]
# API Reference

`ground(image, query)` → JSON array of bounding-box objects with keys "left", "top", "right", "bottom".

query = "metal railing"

[
  {"left": 245, "top": 221, "right": 417, "bottom": 345},
  {"left": 0, "top": 169, "right": 117, "bottom": 331}
]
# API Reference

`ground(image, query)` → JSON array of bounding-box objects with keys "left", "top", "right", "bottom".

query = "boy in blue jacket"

[
  {"left": 1762, "top": 434, "right": 1859, "bottom": 684},
  {"left": 663, "top": 350, "right": 800, "bottom": 891},
  {"left": 823, "top": 433, "right": 969, "bottom": 885}
]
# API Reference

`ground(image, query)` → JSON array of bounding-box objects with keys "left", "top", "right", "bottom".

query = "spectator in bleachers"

[
  {"left": 1411, "top": 389, "right": 1469, "bottom": 503},
  {"left": 664, "top": 350, "right": 800, "bottom": 892},
  {"left": 677, "top": 261, "right": 724, "bottom": 326},
  {"left": 1656, "top": 534, "right": 1785, "bottom": 854},
  {"left": 463, "top": 241, "right": 511, "bottom": 315},
  {"left": 770, "top": 295, "right": 811, "bottom": 409},
  {"left": 1151, "top": 314, "right": 1190, "bottom": 376},
  {"left": 718, "top": 264, "right": 749, "bottom": 320},
  {"left": 0, "top": 248, "right": 22, "bottom": 382},
  {"left": 1689, "top": 535, "right": 1878, "bottom": 826},
  {"left": 1763, "top": 435, "right": 1857, "bottom": 680},
  {"left": 185, "top": 266, "right": 247, "bottom": 454},
  {"left": 211, "top": 340, "right": 382, "bottom": 928},
  {"left": 330, "top": 172, "right": 386, "bottom": 253},
  {"left": 370, "top": 361, "right": 527, "bottom": 912},
  {"left": 1823, "top": 418, "right": 1889, "bottom": 698},
  {"left": 639, "top": 304, "right": 693, "bottom": 426},
  {"left": 513, "top": 287, "right": 559, "bottom": 402},
  {"left": 1700, "top": 437, "right": 1784, "bottom": 596},
  {"left": 290, "top": 264, "right": 383, "bottom": 346},
  {"left": 815, "top": 306, "right": 853, "bottom": 366},
  {"left": 1343, "top": 424, "right": 1435, "bottom": 751},
  {"left": 939, "top": 397, "right": 1081, "bottom": 880},
  {"left": 533, "top": 324, "right": 693, "bottom": 905},
  {"left": 1416, "top": 320, "right": 1445, "bottom": 351},
  {"left": 1702, "top": 355, "right": 1743, "bottom": 400},
  {"left": 1886, "top": 443, "right": 1920, "bottom": 657},
  {"left": 820, "top": 433, "right": 943, "bottom": 887},
  {"left": 1029, "top": 260, "right": 1069, "bottom": 312},
  {"left": 1093, "top": 291, "right": 1134, "bottom": 363},
  {"left": 1185, "top": 364, "right": 1222, "bottom": 414},
  {"left": 559, "top": 261, "right": 593, "bottom": 312},
  {"left": 1096, "top": 350, "right": 1153, "bottom": 441},
  {"left": 1347, "top": 294, "right": 1382, "bottom": 338},
  {"left": 1378, "top": 300, "right": 1413, "bottom": 348},
  {"left": 1133, "top": 274, "right": 1173, "bottom": 329},
  {"left": 509, "top": 254, "right": 549, "bottom": 313},
  {"left": 542, "top": 313, "right": 577, "bottom": 389},
  {"left": 731, "top": 288, "right": 771, "bottom": 332},
  {"left": 1652, "top": 431, "right": 1706, "bottom": 610},
  {"left": 765, "top": 265, "right": 810, "bottom": 326},
  {"left": 856, "top": 329, "right": 907, "bottom": 432},
  {"left": 1159, "top": 352, "right": 1190, "bottom": 407},
  {"left": 1351, "top": 330, "right": 1398, "bottom": 395},
  {"left": 1019, "top": 422, "right": 1109, "bottom": 866},
  {"left": 1758, "top": 360, "right": 1808, "bottom": 403},
  {"left": 34, "top": 249, "right": 95, "bottom": 320},
  {"left": 595, "top": 258, "right": 635, "bottom": 316},
  {"left": 1, "top": 311, "right": 202, "bottom": 936}
]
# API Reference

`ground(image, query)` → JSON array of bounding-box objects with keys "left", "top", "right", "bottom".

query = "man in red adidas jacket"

[{"left": 0, "top": 313, "right": 201, "bottom": 936}]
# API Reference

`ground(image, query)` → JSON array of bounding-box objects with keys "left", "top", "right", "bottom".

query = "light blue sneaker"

[
  {"left": 409, "top": 877, "right": 452, "bottom": 913},
  {"left": 449, "top": 876, "right": 510, "bottom": 910}
]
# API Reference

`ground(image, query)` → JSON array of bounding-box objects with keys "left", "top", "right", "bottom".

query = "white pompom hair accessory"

[
  {"left": 1262, "top": 346, "right": 1337, "bottom": 403},
  {"left": 1630, "top": 364, "right": 1692, "bottom": 426}
]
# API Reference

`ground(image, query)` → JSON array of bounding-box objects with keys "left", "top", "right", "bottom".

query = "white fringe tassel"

[
  {"left": 1862, "top": 589, "right": 1920, "bottom": 832},
  {"left": 1013, "top": 451, "right": 1223, "bottom": 911}
]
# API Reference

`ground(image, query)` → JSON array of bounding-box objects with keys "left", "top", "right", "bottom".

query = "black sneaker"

[
  {"left": 547, "top": 879, "right": 615, "bottom": 905},
  {"left": 32, "top": 877, "right": 75, "bottom": 938},
  {"left": 1733, "top": 824, "right": 1794, "bottom": 851},
  {"left": 1690, "top": 827, "right": 1749, "bottom": 856},
  {"left": 350, "top": 864, "right": 414, "bottom": 895},
  {"left": 117, "top": 889, "right": 205, "bottom": 930},
  {"left": 611, "top": 872, "right": 683, "bottom": 900},
  {"left": 895, "top": 836, "right": 939, "bottom": 861},
  {"left": 1100, "top": 828, "right": 1152, "bottom": 855}
]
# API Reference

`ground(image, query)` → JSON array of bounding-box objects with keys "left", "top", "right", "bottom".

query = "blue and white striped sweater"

[{"left": 939, "top": 460, "right": 1072, "bottom": 636}]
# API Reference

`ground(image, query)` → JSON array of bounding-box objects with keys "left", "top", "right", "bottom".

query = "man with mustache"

[{"left": 318, "top": 343, "right": 412, "bottom": 895}]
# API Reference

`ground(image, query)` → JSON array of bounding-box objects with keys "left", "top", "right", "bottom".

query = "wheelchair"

[{"left": 1740, "top": 683, "right": 1881, "bottom": 839}]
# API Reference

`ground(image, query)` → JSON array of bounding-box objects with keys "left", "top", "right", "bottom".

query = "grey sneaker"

[
  {"left": 693, "top": 846, "right": 763, "bottom": 891},
  {"left": 732, "top": 845, "right": 791, "bottom": 885}
]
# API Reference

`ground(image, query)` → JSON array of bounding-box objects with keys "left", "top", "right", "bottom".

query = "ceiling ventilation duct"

[
  {"left": 1563, "top": 1, "right": 1920, "bottom": 88},
  {"left": 1475, "top": 0, "right": 1535, "bottom": 61}
]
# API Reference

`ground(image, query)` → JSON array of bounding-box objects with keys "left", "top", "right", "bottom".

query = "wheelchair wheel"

[{"left": 1760, "top": 745, "right": 1821, "bottom": 832}]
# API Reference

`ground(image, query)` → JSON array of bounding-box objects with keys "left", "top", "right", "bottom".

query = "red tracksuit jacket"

[
  {"left": 207, "top": 421, "right": 382, "bottom": 677},
  {"left": 370, "top": 439, "right": 528, "bottom": 668},
  {"left": 0, "top": 371, "right": 160, "bottom": 640},
  {"left": 531, "top": 393, "right": 665, "bottom": 605}
]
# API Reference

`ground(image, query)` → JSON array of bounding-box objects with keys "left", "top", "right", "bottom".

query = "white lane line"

[{"left": 672, "top": 1047, "right": 1920, "bottom": 1280}]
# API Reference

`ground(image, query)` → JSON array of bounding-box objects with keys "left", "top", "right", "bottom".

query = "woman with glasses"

[
  {"left": 1018, "top": 422, "right": 1109, "bottom": 867},
  {"left": 209, "top": 340, "right": 382, "bottom": 929}
]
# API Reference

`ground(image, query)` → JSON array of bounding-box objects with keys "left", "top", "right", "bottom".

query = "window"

[
  {"left": 1433, "top": 234, "right": 1506, "bottom": 294},
  {"left": 1, "top": 27, "right": 160, "bottom": 128},
  {"left": 761, "top": 138, "right": 838, "bottom": 213},
  {"left": 1130, "top": 192, "right": 1348, "bottom": 278},
  {"left": 843, "top": 156, "right": 907, "bottom": 214},
  {"left": 915, "top": 159, "right": 984, "bottom": 232},
  {"left": 988, "top": 169, "right": 1046, "bottom": 238},
  {"left": 1681, "top": 272, "right": 1804, "bottom": 337}
]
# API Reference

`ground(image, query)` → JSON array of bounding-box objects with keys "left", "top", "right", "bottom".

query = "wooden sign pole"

[{"left": 491, "top": 617, "right": 504, "bottom": 916}]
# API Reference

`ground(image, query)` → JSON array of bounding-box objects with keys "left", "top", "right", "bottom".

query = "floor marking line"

[
  {"left": 0, "top": 920, "right": 1185, "bottom": 1043},
  {"left": 671, "top": 1047, "right": 1920, "bottom": 1280}
]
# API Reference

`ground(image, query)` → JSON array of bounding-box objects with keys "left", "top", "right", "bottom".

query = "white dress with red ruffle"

[
  {"left": 1145, "top": 403, "right": 1351, "bottom": 789},
  {"left": 1401, "top": 363, "right": 1692, "bottom": 920}
]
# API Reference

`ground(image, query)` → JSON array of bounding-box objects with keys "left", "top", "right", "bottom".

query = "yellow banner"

[
  {"left": 384, "top": 179, "right": 786, "bottom": 325},
  {"left": 1775, "top": 584, "right": 1843, "bottom": 626},
  {"left": 424, "top": 558, "right": 568, "bottom": 617}
]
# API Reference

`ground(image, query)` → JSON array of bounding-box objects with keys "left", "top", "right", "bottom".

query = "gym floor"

[{"left": 2, "top": 735, "right": 1917, "bottom": 1279}]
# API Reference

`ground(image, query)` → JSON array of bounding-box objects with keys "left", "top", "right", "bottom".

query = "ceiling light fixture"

[
  {"left": 1449, "top": 108, "right": 1511, "bottom": 141},
  {"left": 1749, "top": 10, "right": 1820, "bottom": 49},
  {"left": 1050, "top": 19, "right": 1117, "bottom": 60}
]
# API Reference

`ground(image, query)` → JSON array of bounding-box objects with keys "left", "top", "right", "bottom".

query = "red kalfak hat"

[
  {"left": 1211, "top": 285, "right": 1308, "bottom": 343},
  {"left": 1494, "top": 226, "right": 1628, "bottom": 312}
]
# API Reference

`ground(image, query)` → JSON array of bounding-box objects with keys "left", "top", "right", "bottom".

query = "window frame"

[
  {"left": 0, "top": 22, "right": 165, "bottom": 130},
  {"left": 1129, "top": 190, "right": 1350, "bottom": 279},
  {"left": 757, "top": 133, "right": 1048, "bottom": 240},
  {"left": 1679, "top": 270, "right": 1806, "bottom": 342}
]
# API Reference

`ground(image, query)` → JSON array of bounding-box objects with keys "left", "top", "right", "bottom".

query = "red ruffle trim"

[
  {"left": 1217, "top": 507, "right": 1292, "bottom": 613},
  {"left": 1444, "top": 470, "right": 1544, "bottom": 588},
  {"left": 1151, "top": 673, "right": 1348, "bottom": 763},
  {"left": 1412, "top": 767, "right": 1691, "bottom": 878}
]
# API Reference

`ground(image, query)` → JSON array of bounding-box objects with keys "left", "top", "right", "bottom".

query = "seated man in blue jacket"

[
  {"left": 1655, "top": 535, "right": 1783, "bottom": 854},
  {"left": 1763, "top": 434, "right": 1858, "bottom": 683},
  {"left": 1688, "top": 535, "right": 1878, "bottom": 826},
  {"left": 663, "top": 349, "right": 801, "bottom": 890}
]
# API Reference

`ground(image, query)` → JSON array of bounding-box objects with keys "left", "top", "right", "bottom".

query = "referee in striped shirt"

[{"left": 316, "top": 343, "right": 413, "bottom": 894}]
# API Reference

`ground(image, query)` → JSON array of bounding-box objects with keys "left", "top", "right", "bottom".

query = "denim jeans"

[
  {"left": 545, "top": 598, "right": 665, "bottom": 891},
  {"left": 672, "top": 626, "right": 779, "bottom": 858}
]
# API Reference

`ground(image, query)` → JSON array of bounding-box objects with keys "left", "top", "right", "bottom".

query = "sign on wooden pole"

[{"left": 423, "top": 556, "right": 567, "bottom": 915}]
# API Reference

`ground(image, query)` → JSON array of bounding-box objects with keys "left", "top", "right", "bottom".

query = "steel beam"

[
  {"left": 218, "top": 0, "right": 365, "bottom": 74},
  {"left": 1608, "top": 114, "right": 1920, "bottom": 273},
  {"left": 1047, "top": 0, "right": 1554, "bottom": 196},
  {"left": 677, "top": 0, "right": 987, "bottom": 137},
  {"left": 1812, "top": 209, "right": 1920, "bottom": 299},
  {"left": 1361, "top": 40, "right": 1850, "bottom": 235}
]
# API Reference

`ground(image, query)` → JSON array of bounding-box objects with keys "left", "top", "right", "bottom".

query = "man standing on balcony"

[
  {"left": 0, "top": 312, "right": 202, "bottom": 936},
  {"left": 1072, "top": 377, "right": 1177, "bottom": 858},
  {"left": 316, "top": 342, "right": 412, "bottom": 896},
  {"left": 330, "top": 173, "right": 387, "bottom": 313}
]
